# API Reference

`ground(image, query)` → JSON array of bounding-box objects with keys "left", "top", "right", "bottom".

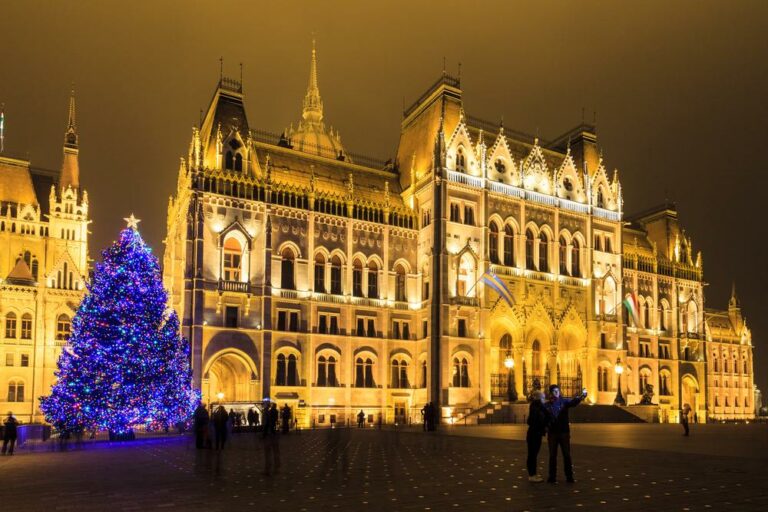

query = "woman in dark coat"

[{"left": 526, "top": 391, "right": 549, "bottom": 482}]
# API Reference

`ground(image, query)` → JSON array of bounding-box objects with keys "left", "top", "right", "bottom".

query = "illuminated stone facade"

[
  {"left": 163, "top": 49, "right": 754, "bottom": 425},
  {"left": 0, "top": 93, "right": 90, "bottom": 423}
]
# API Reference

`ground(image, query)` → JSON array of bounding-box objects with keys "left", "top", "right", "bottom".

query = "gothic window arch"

[
  {"left": 503, "top": 224, "right": 515, "bottom": 266},
  {"left": 395, "top": 264, "right": 407, "bottom": 302},
  {"left": 571, "top": 238, "right": 581, "bottom": 277},
  {"left": 367, "top": 260, "right": 379, "bottom": 298},
  {"left": 355, "top": 357, "right": 375, "bottom": 388},
  {"left": 538, "top": 232, "right": 549, "bottom": 272},
  {"left": 56, "top": 314, "right": 72, "bottom": 341},
  {"left": 456, "top": 147, "right": 466, "bottom": 172},
  {"left": 391, "top": 358, "right": 410, "bottom": 389},
  {"left": 494, "top": 158, "right": 506, "bottom": 174},
  {"left": 353, "top": 258, "right": 364, "bottom": 297},
  {"left": 525, "top": 229, "right": 536, "bottom": 270},
  {"left": 225, "top": 138, "right": 244, "bottom": 172},
  {"left": 5, "top": 312, "right": 17, "bottom": 339},
  {"left": 456, "top": 252, "right": 476, "bottom": 297},
  {"left": 605, "top": 236, "right": 612, "bottom": 254},
  {"left": 222, "top": 237, "right": 243, "bottom": 282},
  {"left": 660, "top": 369, "right": 671, "bottom": 395},
  {"left": 452, "top": 357, "right": 470, "bottom": 387},
  {"left": 594, "top": 234, "right": 602, "bottom": 252},
  {"left": 316, "top": 353, "right": 339, "bottom": 387},
  {"left": 420, "top": 359, "right": 427, "bottom": 388},
  {"left": 275, "top": 352, "right": 299, "bottom": 386},
  {"left": 330, "top": 255, "right": 343, "bottom": 295},
  {"left": 559, "top": 236, "right": 569, "bottom": 275},
  {"left": 7, "top": 380, "right": 24, "bottom": 402},
  {"left": 531, "top": 340, "right": 542, "bottom": 375},
  {"left": 596, "top": 187, "right": 605, "bottom": 208},
  {"left": 20, "top": 313, "right": 32, "bottom": 339},
  {"left": 489, "top": 222, "right": 500, "bottom": 264},
  {"left": 314, "top": 253, "right": 327, "bottom": 292},
  {"left": 280, "top": 247, "right": 296, "bottom": 290}
]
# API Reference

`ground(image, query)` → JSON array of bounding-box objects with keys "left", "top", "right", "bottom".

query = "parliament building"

[
  {"left": 0, "top": 93, "right": 90, "bottom": 423},
  {"left": 162, "top": 45, "right": 755, "bottom": 426}
]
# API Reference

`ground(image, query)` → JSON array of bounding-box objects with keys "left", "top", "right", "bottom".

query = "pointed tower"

[
  {"left": 60, "top": 89, "right": 80, "bottom": 190},
  {"left": 728, "top": 282, "right": 743, "bottom": 332},
  {"left": 285, "top": 41, "right": 347, "bottom": 160}
]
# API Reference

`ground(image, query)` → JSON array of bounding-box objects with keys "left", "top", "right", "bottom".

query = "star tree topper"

[{"left": 124, "top": 213, "right": 141, "bottom": 230}]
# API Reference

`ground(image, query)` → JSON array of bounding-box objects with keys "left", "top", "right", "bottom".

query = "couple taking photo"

[{"left": 526, "top": 384, "right": 588, "bottom": 483}]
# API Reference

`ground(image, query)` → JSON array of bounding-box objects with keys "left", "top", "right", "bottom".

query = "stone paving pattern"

[{"left": 1, "top": 424, "right": 766, "bottom": 511}]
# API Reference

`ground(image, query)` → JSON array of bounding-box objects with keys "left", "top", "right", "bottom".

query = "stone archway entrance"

[
  {"left": 204, "top": 352, "right": 257, "bottom": 405},
  {"left": 681, "top": 374, "right": 699, "bottom": 415}
]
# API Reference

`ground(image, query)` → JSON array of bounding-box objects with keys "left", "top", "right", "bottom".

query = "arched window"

[
  {"left": 234, "top": 153, "right": 243, "bottom": 172},
  {"left": 605, "top": 237, "right": 612, "bottom": 254},
  {"left": 456, "top": 147, "right": 466, "bottom": 172},
  {"left": 395, "top": 265, "right": 407, "bottom": 302},
  {"left": 494, "top": 158, "right": 506, "bottom": 174},
  {"left": 280, "top": 248, "right": 296, "bottom": 290},
  {"left": 489, "top": 222, "right": 499, "bottom": 264},
  {"left": 686, "top": 302, "right": 698, "bottom": 333},
  {"left": 458, "top": 358, "right": 469, "bottom": 387},
  {"left": 223, "top": 237, "right": 243, "bottom": 282},
  {"left": 391, "top": 360, "right": 402, "bottom": 388},
  {"left": 5, "top": 313, "right": 17, "bottom": 338},
  {"left": 452, "top": 358, "right": 461, "bottom": 387},
  {"left": 352, "top": 259, "right": 364, "bottom": 297},
  {"left": 659, "top": 301, "right": 668, "bottom": 331},
  {"left": 314, "top": 253, "right": 326, "bottom": 292},
  {"left": 20, "top": 313, "right": 32, "bottom": 339},
  {"left": 743, "top": 358, "right": 748, "bottom": 374},
  {"left": 713, "top": 355, "right": 719, "bottom": 373},
  {"left": 538, "top": 232, "right": 549, "bottom": 272},
  {"left": 330, "top": 255, "right": 342, "bottom": 295},
  {"left": 225, "top": 151, "right": 234, "bottom": 170},
  {"left": 503, "top": 225, "right": 515, "bottom": 266},
  {"left": 598, "top": 367, "right": 609, "bottom": 392},
  {"left": 287, "top": 354, "right": 298, "bottom": 386},
  {"left": 31, "top": 258, "right": 39, "bottom": 280},
  {"left": 420, "top": 360, "right": 427, "bottom": 388},
  {"left": 7, "top": 380, "right": 24, "bottom": 402},
  {"left": 660, "top": 372, "right": 670, "bottom": 395},
  {"left": 525, "top": 229, "right": 535, "bottom": 270},
  {"left": 276, "top": 354, "right": 287, "bottom": 385},
  {"left": 596, "top": 188, "right": 605, "bottom": 208},
  {"left": 594, "top": 235, "right": 602, "bottom": 252},
  {"left": 367, "top": 261, "right": 379, "bottom": 298},
  {"left": 532, "top": 340, "right": 541, "bottom": 374},
  {"left": 571, "top": 239, "right": 581, "bottom": 277},
  {"left": 317, "top": 356, "right": 327, "bottom": 387},
  {"left": 559, "top": 236, "right": 569, "bottom": 275},
  {"left": 355, "top": 357, "right": 374, "bottom": 388},
  {"left": 56, "top": 314, "right": 72, "bottom": 341},
  {"left": 327, "top": 356, "right": 338, "bottom": 386},
  {"left": 639, "top": 368, "right": 651, "bottom": 394}
]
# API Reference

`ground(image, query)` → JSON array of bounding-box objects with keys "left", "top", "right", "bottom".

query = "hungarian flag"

[{"left": 623, "top": 292, "right": 640, "bottom": 327}]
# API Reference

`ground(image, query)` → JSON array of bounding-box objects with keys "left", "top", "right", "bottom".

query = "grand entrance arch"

[
  {"left": 203, "top": 351, "right": 259, "bottom": 405},
  {"left": 681, "top": 374, "right": 699, "bottom": 415}
]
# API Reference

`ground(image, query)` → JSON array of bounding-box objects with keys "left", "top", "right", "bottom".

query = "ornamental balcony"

[{"left": 218, "top": 279, "right": 250, "bottom": 294}]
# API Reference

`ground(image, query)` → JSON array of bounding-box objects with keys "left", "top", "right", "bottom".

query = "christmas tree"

[{"left": 40, "top": 215, "right": 199, "bottom": 435}]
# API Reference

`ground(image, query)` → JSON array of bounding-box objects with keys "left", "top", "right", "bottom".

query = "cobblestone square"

[{"left": 1, "top": 424, "right": 766, "bottom": 511}]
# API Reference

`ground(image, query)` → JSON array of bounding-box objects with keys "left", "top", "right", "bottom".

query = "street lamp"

[
  {"left": 217, "top": 391, "right": 225, "bottom": 403},
  {"left": 504, "top": 351, "right": 518, "bottom": 402},
  {"left": 613, "top": 357, "right": 625, "bottom": 406}
]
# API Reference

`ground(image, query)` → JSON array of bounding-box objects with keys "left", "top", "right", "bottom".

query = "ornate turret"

[
  {"left": 729, "top": 282, "right": 744, "bottom": 333},
  {"left": 60, "top": 89, "right": 80, "bottom": 190},
  {"left": 285, "top": 41, "right": 348, "bottom": 161}
]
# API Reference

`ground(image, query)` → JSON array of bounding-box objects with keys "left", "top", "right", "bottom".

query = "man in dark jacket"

[
  {"left": 212, "top": 405, "right": 229, "bottom": 450},
  {"left": 192, "top": 402, "right": 210, "bottom": 449},
  {"left": 263, "top": 402, "right": 281, "bottom": 475},
  {"left": 281, "top": 404, "right": 292, "bottom": 434},
  {"left": 2, "top": 412, "right": 19, "bottom": 455},
  {"left": 526, "top": 391, "right": 548, "bottom": 482},
  {"left": 544, "top": 385, "right": 587, "bottom": 483}
]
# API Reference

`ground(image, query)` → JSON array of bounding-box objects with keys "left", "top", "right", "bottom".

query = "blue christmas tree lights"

[{"left": 40, "top": 220, "right": 199, "bottom": 435}]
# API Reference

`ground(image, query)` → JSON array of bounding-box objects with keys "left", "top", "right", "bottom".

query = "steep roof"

[
  {"left": 0, "top": 156, "right": 38, "bottom": 206},
  {"left": 6, "top": 258, "right": 35, "bottom": 285}
]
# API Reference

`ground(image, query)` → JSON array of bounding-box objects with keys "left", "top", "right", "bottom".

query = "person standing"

[
  {"left": 420, "top": 404, "right": 427, "bottom": 431},
  {"left": 526, "top": 391, "right": 548, "bottom": 483},
  {"left": 247, "top": 408, "right": 256, "bottom": 427},
  {"left": 193, "top": 402, "right": 210, "bottom": 449},
  {"left": 357, "top": 410, "right": 365, "bottom": 428},
  {"left": 263, "top": 402, "right": 281, "bottom": 476},
  {"left": 212, "top": 405, "right": 229, "bottom": 450},
  {"left": 681, "top": 403, "right": 691, "bottom": 436},
  {"left": 2, "top": 412, "right": 19, "bottom": 455},
  {"left": 281, "top": 404, "right": 292, "bottom": 434},
  {"left": 544, "top": 385, "right": 587, "bottom": 483}
]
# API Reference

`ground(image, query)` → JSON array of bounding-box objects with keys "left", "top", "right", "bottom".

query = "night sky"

[{"left": 1, "top": 1, "right": 766, "bottom": 395}]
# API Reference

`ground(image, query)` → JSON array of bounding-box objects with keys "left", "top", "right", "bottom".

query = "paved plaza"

[{"left": 1, "top": 424, "right": 766, "bottom": 511}]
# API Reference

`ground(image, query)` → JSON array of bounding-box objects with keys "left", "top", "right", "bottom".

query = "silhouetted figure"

[
  {"left": 526, "top": 391, "right": 548, "bottom": 482},
  {"left": 2, "top": 412, "right": 19, "bottom": 455},
  {"left": 544, "top": 385, "right": 587, "bottom": 483},
  {"left": 357, "top": 410, "right": 365, "bottom": 428},
  {"left": 228, "top": 408, "right": 237, "bottom": 428},
  {"left": 281, "top": 404, "right": 292, "bottom": 434},
  {"left": 420, "top": 404, "right": 427, "bottom": 431},
  {"left": 681, "top": 403, "right": 691, "bottom": 436},
  {"left": 193, "top": 402, "right": 210, "bottom": 449},
  {"left": 213, "top": 405, "right": 229, "bottom": 449},
  {"left": 247, "top": 408, "right": 256, "bottom": 427},
  {"left": 263, "top": 403, "right": 281, "bottom": 475},
  {"left": 426, "top": 402, "right": 438, "bottom": 431},
  {"left": 253, "top": 409, "right": 260, "bottom": 427}
]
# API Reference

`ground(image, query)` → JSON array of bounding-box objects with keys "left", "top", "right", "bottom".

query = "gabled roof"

[
  {"left": 0, "top": 156, "right": 38, "bottom": 206},
  {"left": 6, "top": 258, "right": 35, "bottom": 285}
]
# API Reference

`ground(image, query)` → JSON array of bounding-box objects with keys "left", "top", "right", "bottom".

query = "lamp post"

[
  {"left": 504, "top": 351, "right": 518, "bottom": 402},
  {"left": 217, "top": 391, "right": 225, "bottom": 403},
  {"left": 614, "top": 357, "right": 625, "bottom": 406}
]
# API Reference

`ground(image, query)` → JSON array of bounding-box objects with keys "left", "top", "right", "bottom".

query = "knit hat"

[{"left": 548, "top": 384, "right": 560, "bottom": 393}]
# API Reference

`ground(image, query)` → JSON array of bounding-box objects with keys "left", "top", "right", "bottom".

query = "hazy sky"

[{"left": 1, "top": 1, "right": 766, "bottom": 393}]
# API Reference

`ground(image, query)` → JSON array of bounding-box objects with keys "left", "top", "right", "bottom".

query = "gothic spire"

[
  {"left": 729, "top": 282, "right": 740, "bottom": 309},
  {"left": 302, "top": 39, "right": 324, "bottom": 125},
  {"left": 60, "top": 88, "right": 80, "bottom": 190}
]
